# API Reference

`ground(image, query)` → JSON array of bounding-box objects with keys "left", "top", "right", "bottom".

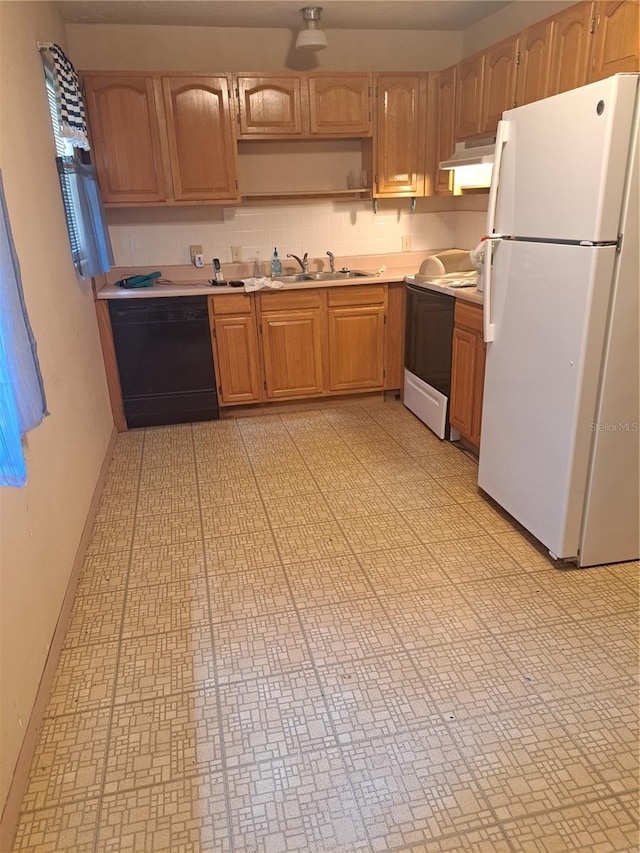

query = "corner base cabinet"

[{"left": 450, "top": 300, "right": 486, "bottom": 449}]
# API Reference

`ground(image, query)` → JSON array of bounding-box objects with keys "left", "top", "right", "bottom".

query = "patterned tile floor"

[{"left": 11, "top": 399, "right": 640, "bottom": 852}]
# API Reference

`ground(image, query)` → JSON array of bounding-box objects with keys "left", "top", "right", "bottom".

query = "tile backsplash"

[{"left": 106, "top": 198, "right": 487, "bottom": 269}]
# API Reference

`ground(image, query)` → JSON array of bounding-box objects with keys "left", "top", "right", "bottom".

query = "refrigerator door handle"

[
  {"left": 487, "top": 119, "right": 511, "bottom": 237},
  {"left": 483, "top": 237, "right": 498, "bottom": 342}
]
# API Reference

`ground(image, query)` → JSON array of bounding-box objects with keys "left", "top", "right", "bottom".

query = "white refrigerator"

[{"left": 478, "top": 74, "right": 639, "bottom": 567}]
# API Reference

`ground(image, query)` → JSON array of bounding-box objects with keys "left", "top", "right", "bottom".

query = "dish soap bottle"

[{"left": 270, "top": 247, "right": 282, "bottom": 279}]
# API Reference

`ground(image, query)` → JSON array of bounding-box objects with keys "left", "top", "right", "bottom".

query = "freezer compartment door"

[
  {"left": 492, "top": 75, "right": 638, "bottom": 242},
  {"left": 478, "top": 240, "right": 617, "bottom": 559}
]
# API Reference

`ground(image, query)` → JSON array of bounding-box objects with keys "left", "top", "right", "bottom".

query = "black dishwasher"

[{"left": 109, "top": 297, "right": 219, "bottom": 428}]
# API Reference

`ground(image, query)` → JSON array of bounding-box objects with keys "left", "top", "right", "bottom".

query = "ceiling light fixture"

[{"left": 295, "top": 7, "right": 328, "bottom": 51}]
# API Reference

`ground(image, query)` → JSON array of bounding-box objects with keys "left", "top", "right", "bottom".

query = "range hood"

[
  {"left": 439, "top": 138, "right": 495, "bottom": 194},
  {"left": 439, "top": 139, "right": 495, "bottom": 170}
]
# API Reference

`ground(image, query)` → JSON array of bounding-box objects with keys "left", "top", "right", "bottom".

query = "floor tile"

[
  {"left": 426, "top": 535, "right": 522, "bottom": 583},
  {"left": 122, "top": 579, "right": 209, "bottom": 639},
  {"left": 403, "top": 505, "right": 486, "bottom": 545},
  {"left": 198, "top": 476, "right": 261, "bottom": 507},
  {"left": 135, "top": 483, "right": 200, "bottom": 516},
  {"left": 383, "top": 588, "right": 490, "bottom": 650},
  {"left": 104, "top": 690, "right": 221, "bottom": 794},
  {"left": 126, "top": 541, "right": 205, "bottom": 589},
  {"left": 299, "top": 599, "right": 400, "bottom": 667},
  {"left": 452, "top": 706, "right": 610, "bottom": 822},
  {"left": 328, "top": 485, "right": 397, "bottom": 519},
  {"left": 204, "top": 529, "right": 281, "bottom": 572},
  {"left": 489, "top": 528, "right": 558, "bottom": 571},
  {"left": 226, "top": 748, "right": 369, "bottom": 852},
  {"left": 208, "top": 564, "right": 294, "bottom": 622},
  {"left": 21, "top": 709, "right": 110, "bottom": 811},
  {"left": 133, "top": 510, "right": 202, "bottom": 547},
  {"left": 62, "top": 589, "right": 125, "bottom": 649},
  {"left": 219, "top": 669, "right": 334, "bottom": 767},
  {"left": 263, "top": 491, "right": 334, "bottom": 528},
  {"left": 75, "top": 550, "right": 129, "bottom": 598},
  {"left": 272, "top": 521, "right": 351, "bottom": 565},
  {"left": 317, "top": 652, "right": 440, "bottom": 744},
  {"left": 394, "top": 825, "right": 511, "bottom": 852},
  {"left": 412, "top": 636, "right": 538, "bottom": 722},
  {"left": 86, "top": 519, "right": 134, "bottom": 556},
  {"left": 551, "top": 567, "right": 639, "bottom": 620},
  {"left": 96, "top": 775, "right": 231, "bottom": 852},
  {"left": 357, "top": 545, "right": 450, "bottom": 593},
  {"left": 115, "top": 625, "right": 216, "bottom": 704},
  {"left": 432, "top": 475, "right": 485, "bottom": 504},
  {"left": 501, "top": 796, "right": 639, "bottom": 852},
  {"left": 497, "top": 621, "right": 636, "bottom": 703},
  {"left": 340, "top": 512, "right": 420, "bottom": 554},
  {"left": 12, "top": 797, "right": 99, "bottom": 853},
  {"left": 343, "top": 728, "right": 493, "bottom": 850},
  {"left": 547, "top": 686, "right": 639, "bottom": 793},
  {"left": 286, "top": 554, "right": 374, "bottom": 609},
  {"left": 252, "top": 469, "right": 320, "bottom": 498},
  {"left": 45, "top": 640, "right": 118, "bottom": 718},
  {"left": 312, "top": 464, "right": 378, "bottom": 493},
  {"left": 212, "top": 611, "right": 311, "bottom": 683},
  {"left": 138, "top": 465, "right": 197, "bottom": 493},
  {"left": 380, "top": 477, "right": 458, "bottom": 511}
]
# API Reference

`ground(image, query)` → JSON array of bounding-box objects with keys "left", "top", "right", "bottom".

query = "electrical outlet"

[
  {"left": 189, "top": 244, "right": 203, "bottom": 264},
  {"left": 401, "top": 235, "right": 411, "bottom": 252},
  {"left": 231, "top": 245, "right": 242, "bottom": 263}
]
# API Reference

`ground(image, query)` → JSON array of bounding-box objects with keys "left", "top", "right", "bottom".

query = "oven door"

[{"left": 404, "top": 283, "right": 455, "bottom": 396}]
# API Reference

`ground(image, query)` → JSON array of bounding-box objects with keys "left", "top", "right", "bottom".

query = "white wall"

[{"left": 0, "top": 0, "right": 114, "bottom": 818}]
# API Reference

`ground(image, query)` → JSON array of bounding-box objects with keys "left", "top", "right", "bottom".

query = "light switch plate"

[
  {"left": 190, "top": 244, "right": 203, "bottom": 263},
  {"left": 402, "top": 235, "right": 411, "bottom": 252},
  {"left": 231, "top": 246, "right": 242, "bottom": 262}
]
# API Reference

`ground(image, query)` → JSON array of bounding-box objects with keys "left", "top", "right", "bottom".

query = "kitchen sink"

[{"left": 278, "top": 270, "right": 373, "bottom": 283}]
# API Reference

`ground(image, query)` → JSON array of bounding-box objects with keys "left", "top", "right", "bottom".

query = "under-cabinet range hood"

[{"left": 439, "top": 139, "right": 495, "bottom": 194}]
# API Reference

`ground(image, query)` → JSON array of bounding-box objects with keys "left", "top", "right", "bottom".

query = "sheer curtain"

[{"left": 0, "top": 172, "right": 48, "bottom": 487}]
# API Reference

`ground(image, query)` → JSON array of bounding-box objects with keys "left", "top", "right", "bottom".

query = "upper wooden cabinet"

[
  {"left": 162, "top": 77, "right": 238, "bottom": 202},
  {"left": 588, "top": 0, "right": 640, "bottom": 81},
  {"left": 234, "top": 73, "right": 372, "bottom": 138},
  {"left": 481, "top": 36, "right": 520, "bottom": 133},
  {"left": 83, "top": 72, "right": 239, "bottom": 206},
  {"left": 547, "top": 2, "right": 593, "bottom": 96},
  {"left": 235, "top": 76, "right": 304, "bottom": 137},
  {"left": 455, "top": 53, "right": 485, "bottom": 140},
  {"left": 308, "top": 74, "right": 372, "bottom": 135},
  {"left": 432, "top": 66, "right": 456, "bottom": 195},
  {"left": 374, "top": 73, "right": 427, "bottom": 196},
  {"left": 516, "top": 19, "right": 553, "bottom": 106},
  {"left": 83, "top": 75, "right": 170, "bottom": 204}
]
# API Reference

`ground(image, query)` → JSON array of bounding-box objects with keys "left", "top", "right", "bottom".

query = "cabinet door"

[
  {"left": 450, "top": 326, "right": 477, "bottom": 439},
  {"left": 328, "top": 305, "right": 385, "bottom": 392},
  {"left": 261, "top": 310, "right": 324, "bottom": 398},
  {"left": 470, "top": 334, "right": 487, "bottom": 447},
  {"left": 588, "top": 1, "right": 640, "bottom": 81},
  {"left": 375, "top": 74, "right": 426, "bottom": 196},
  {"left": 547, "top": 2, "right": 592, "bottom": 96},
  {"left": 455, "top": 53, "right": 485, "bottom": 140},
  {"left": 212, "top": 315, "right": 262, "bottom": 405},
  {"left": 236, "top": 76, "right": 304, "bottom": 136},
  {"left": 83, "top": 75, "right": 169, "bottom": 204},
  {"left": 433, "top": 67, "right": 456, "bottom": 195},
  {"left": 481, "top": 36, "right": 519, "bottom": 134},
  {"left": 516, "top": 19, "right": 553, "bottom": 106},
  {"left": 308, "top": 74, "right": 372, "bottom": 136},
  {"left": 162, "top": 77, "right": 238, "bottom": 202}
]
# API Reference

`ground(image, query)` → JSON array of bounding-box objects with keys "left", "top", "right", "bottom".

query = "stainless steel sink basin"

[
  {"left": 277, "top": 270, "right": 374, "bottom": 284},
  {"left": 278, "top": 274, "right": 316, "bottom": 283}
]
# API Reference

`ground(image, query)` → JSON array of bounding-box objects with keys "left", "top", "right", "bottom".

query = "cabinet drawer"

[
  {"left": 454, "top": 299, "right": 483, "bottom": 333},
  {"left": 211, "top": 293, "right": 253, "bottom": 315},
  {"left": 327, "top": 284, "right": 386, "bottom": 307},
  {"left": 259, "top": 290, "right": 321, "bottom": 311}
]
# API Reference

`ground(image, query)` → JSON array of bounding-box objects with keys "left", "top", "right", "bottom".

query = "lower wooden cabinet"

[
  {"left": 209, "top": 293, "right": 262, "bottom": 405},
  {"left": 207, "top": 283, "right": 402, "bottom": 409},
  {"left": 450, "top": 300, "right": 486, "bottom": 449},
  {"left": 326, "top": 285, "right": 386, "bottom": 393}
]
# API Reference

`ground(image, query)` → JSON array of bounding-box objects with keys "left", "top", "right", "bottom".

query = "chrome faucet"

[
  {"left": 326, "top": 251, "right": 335, "bottom": 273},
  {"left": 287, "top": 252, "right": 309, "bottom": 273}
]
